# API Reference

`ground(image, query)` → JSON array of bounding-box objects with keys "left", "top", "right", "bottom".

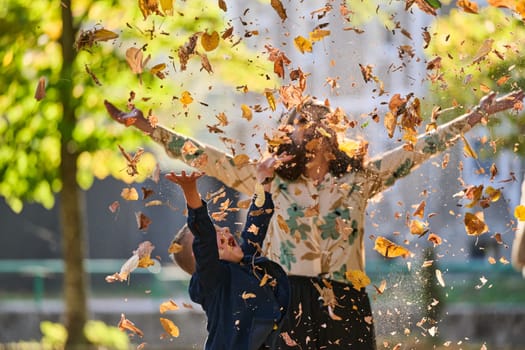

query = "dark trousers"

[{"left": 270, "top": 275, "right": 377, "bottom": 350}]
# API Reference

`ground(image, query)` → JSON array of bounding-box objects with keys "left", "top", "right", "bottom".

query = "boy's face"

[{"left": 216, "top": 226, "right": 244, "bottom": 263}]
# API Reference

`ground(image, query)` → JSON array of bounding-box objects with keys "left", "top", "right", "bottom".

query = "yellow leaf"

[
  {"left": 409, "top": 219, "right": 428, "bottom": 236},
  {"left": 373, "top": 237, "right": 411, "bottom": 258},
  {"left": 159, "top": 318, "right": 180, "bottom": 338},
  {"left": 345, "top": 270, "right": 371, "bottom": 290},
  {"left": 461, "top": 134, "right": 478, "bottom": 159},
  {"left": 167, "top": 241, "right": 183, "bottom": 254},
  {"left": 259, "top": 274, "right": 270, "bottom": 287},
  {"left": 233, "top": 154, "right": 251, "bottom": 167},
  {"left": 160, "top": 300, "right": 179, "bottom": 314},
  {"left": 277, "top": 214, "right": 290, "bottom": 234},
  {"left": 121, "top": 187, "right": 139, "bottom": 201},
  {"left": 241, "top": 104, "right": 253, "bottom": 121},
  {"left": 254, "top": 182, "right": 266, "bottom": 207},
  {"left": 515, "top": 205, "right": 525, "bottom": 221},
  {"left": 265, "top": 90, "right": 276, "bottom": 111},
  {"left": 160, "top": 0, "right": 173, "bottom": 15},
  {"left": 294, "top": 36, "right": 312, "bottom": 54},
  {"left": 309, "top": 29, "right": 330, "bottom": 42},
  {"left": 464, "top": 212, "right": 489, "bottom": 236},
  {"left": 484, "top": 186, "right": 501, "bottom": 202},
  {"left": 180, "top": 91, "right": 194, "bottom": 106}
]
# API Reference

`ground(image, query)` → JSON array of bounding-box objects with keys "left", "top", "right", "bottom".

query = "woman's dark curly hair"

[{"left": 271, "top": 101, "right": 363, "bottom": 182}]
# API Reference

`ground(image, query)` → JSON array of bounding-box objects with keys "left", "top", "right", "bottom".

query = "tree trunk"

[{"left": 59, "top": 1, "right": 90, "bottom": 348}]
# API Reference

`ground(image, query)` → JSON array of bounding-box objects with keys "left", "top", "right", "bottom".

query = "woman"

[{"left": 104, "top": 90, "right": 523, "bottom": 348}]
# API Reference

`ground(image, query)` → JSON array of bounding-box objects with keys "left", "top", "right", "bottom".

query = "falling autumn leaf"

[
  {"left": 412, "top": 200, "right": 426, "bottom": 218},
  {"left": 472, "top": 39, "right": 494, "bottom": 64},
  {"left": 159, "top": 299, "right": 179, "bottom": 314},
  {"left": 435, "top": 269, "right": 446, "bottom": 287},
  {"left": 309, "top": 29, "right": 330, "bottom": 42},
  {"left": 409, "top": 219, "right": 429, "bottom": 236},
  {"left": 464, "top": 212, "right": 489, "bottom": 236},
  {"left": 136, "top": 211, "right": 152, "bottom": 231},
  {"left": 126, "top": 47, "right": 150, "bottom": 75},
  {"left": 514, "top": 205, "right": 525, "bottom": 221},
  {"left": 121, "top": 187, "right": 139, "bottom": 201},
  {"left": 265, "top": 90, "right": 277, "bottom": 111},
  {"left": 118, "top": 314, "right": 144, "bottom": 337},
  {"left": 34, "top": 77, "right": 46, "bottom": 101},
  {"left": 118, "top": 145, "right": 144, "bottom": 177},
  {"left": 242, "top": 291, "right": 257, "bottom": 299},
  {"left": 271, "top": 0, "right": 287, "bottom": 21},
  {"left": 457, "top": 0, "right": 479, "bottom": 13},
  {"left": 160, "top": 0, "right": 174, "bottom": 15},
  {"left": 374, "top": 236, "right": 411, "bottom": 258},
  {"left": 241, "top": 104, "right": 253, "bottom": 120},
  {"left": 345, "top": 270, "right": 371, "bottom": 290},
  {"left": 201, "top": 31, "right": 220, "bottom": 51},
  {"left": 294, "top": 36, "right": 313, "bottom": 54},
  {"left": 108, "top": 201, "right": 120, "bottom": 213},
  {"left": 168, "top": 241, "right": 183, "bottom": 254},
  {"left": 159, "top": 318, "right": 180, "bottom": 338},
  {"left": 180, "top": 91, "right": 194, "bottom": 106}
]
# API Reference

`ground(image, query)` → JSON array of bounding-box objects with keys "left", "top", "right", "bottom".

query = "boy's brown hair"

[{"left": 169, "top": 224, "right": 196, "bottom": 275}]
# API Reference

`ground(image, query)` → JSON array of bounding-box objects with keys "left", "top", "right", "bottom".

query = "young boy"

[{"left": 166, "top": 156, "right": 290, "bottom": 350}]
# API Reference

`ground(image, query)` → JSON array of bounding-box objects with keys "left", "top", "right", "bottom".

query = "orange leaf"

[
  {"left": 201, "top": 31, "right": 220, "bottom": 51},
  {"left": 180, "top": 91, "right": 194, "bottom": 106},
  {"left": 159, "top": 318, "right": 180, "bottom": 338},
  {"left": 93, "top": 28, "right": 119, "bottom": 42},
  {"left": 119, "top": 314, "right": 144, "bottom": 337},
  {"left": 309, "top": 29, "right": 331, "bottom": 42},
  {"left": 374, "top": 236, "right": 411, "bottom": 258},
  {"left": 265, "top": 90, "right": 276, "bottom": 111},
  {"left": 457, "top": 0, "right": 479, "bottom": 14},
  {"left": 160, "top": 299, "right": 179, "bottom": 314},
  {"left": 241, "top": 104, "right": 253, "bottom": 121},
  {"left": 514, "top": 205, "right": 525, "bottom": 221}
]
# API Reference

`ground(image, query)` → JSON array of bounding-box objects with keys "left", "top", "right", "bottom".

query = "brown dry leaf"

[
  {"left": 464, "top": 184, "right": 484, "bottom": 208},
  {"left": 464, "top": 212, "right": 489, "bottom": 236},
  {"left": 487, "top": 0, "right": 515, "bottom": 10},
  {"left": 359, "top": 63, "right": 376, "bottom": 83},
  {"left": 472, "top": 39, "right": 494, "bottom": 64},
  {"left": 428, "top": 233, "right": 443, "bottom": 246},
  {"left": 384, "top": 111, "right": 397, "bottom": 138},
  {"left": 108, "top": 201, "right": 120, "bottom": 213},
  {"left": 159, "top": 318, "right": 180, "bottom": 338},
  {"left": 409, "top": 219, "right": 429, "bottom": 236},
  {"left": 259, "top": 273, "right": 270, "bottom": 287},
  {"left": 271, "top": 0, "right": 287, "bottom": 21},
  {"left": 150, "top": 63, "right": 167, "bottom": 79},
  {"left": 121, "top": 187, "right": 139, "bottom": 201},
  {"left": 35, "top": 77, "right": 46, "bottom": 101},
  {"left": 277, "top": 214, "right": 290, "bottom": 234},
  {"left": 218, "top": 0, "right": 227, "bottom": 11},
  {"left": 374, "top": 236, "right": 411, "bottom": 258},
  {"left": 141, "top": 187, "right": 154, "bottom": 200},
  {"left": 118, "top": 145, "right": 145, "bottom": 177},
  {"left": 74, "top": 28, "right": 119, "bottom": 51},
  {"left": 178, "top": 33, "right": 199, "bottom": 71},
  {"left": 457, "top": 0, "right": 479, "bottom": 13},
  {"left": 126, "top": 47, "right": 150, "bottom": 75},
  {"left": 413, "top": 200, "right": 426, "bottom": 218},
  {"left": 201, "top": 31, "right": 220, "bottom": 51},
  {"left": 199, "top": 52, "right": 213, "bottom": 74},
  {"left": 138, "top": 0, "right": 162, "bottom": 19},
  {"left": 160, "top": 299, "right": 179, "bottom": 314},
  {"left": 119, "top": 314, "right": 144, "bottom": 337},
  {"left": 408, "top": 0, "right": 438, "bottom": 16},
  {"left": 135, "top": 212, "right": 152, "bottom": 231},
  {"left": 461, "top": 134, "right": 478, "bottom": 159}
]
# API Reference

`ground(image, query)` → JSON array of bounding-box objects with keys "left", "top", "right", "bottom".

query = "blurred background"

[{"left": 2, "top": 0, "right": 525, "bottom": 349}]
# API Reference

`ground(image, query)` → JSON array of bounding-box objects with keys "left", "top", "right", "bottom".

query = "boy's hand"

[
  {"left": 165, "top": 170, "right": 205, "bottom": 186},
  {"left": 165, "top": 171, "right": 205, "bottom": 209}
]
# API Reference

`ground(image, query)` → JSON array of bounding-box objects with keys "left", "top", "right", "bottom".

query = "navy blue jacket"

[{"left": 187, "top": 191, "right": 290, "bottom": 350}]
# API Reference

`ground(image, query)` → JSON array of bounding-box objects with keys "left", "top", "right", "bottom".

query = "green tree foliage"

[
  {"left": 0, "top": 1, "right": 273, "bottom": 347},
  {"left": 425, "top": 7, "right": 525, "bottom": 154}
]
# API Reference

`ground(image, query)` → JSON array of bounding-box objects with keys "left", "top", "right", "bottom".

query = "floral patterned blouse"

[{"left": 148, "top": 113, "right": 475, "bottom": 283}]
